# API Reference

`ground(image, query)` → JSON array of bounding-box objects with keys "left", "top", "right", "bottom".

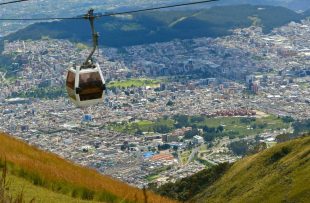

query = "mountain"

[
  {"left": 213, "top": 0, "right": 310, "bottom": 11},
  {"left": 1, "top": 5, "right": 302, "bottom": 48},
  {"left": 154, "top": 135, "right": 310, "bottom": 203},
  {"left": 303, "top": 9, "right": 310, "bottom": 17},
  {"left": 286, "top": 0, "right": 310, "bottom": 11},
  {"left": 0, "top": 0, "right": 309, "bottom": 37},
  {"left": 0, "top": 132, "right": 175, "bottom": 203}
]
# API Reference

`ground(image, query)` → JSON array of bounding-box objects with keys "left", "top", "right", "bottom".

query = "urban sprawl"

[{"left": 0, "top": 20, "right": 309, "bottom": 188}]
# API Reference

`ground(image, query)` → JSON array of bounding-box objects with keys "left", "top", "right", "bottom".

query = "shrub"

[
  {"left": 153, "top": 163, "right": 231, "bottom": 201},
  {"left": 98, "top": 192, "right": 118, "bottom": 203},
  {"left": 81, "top": 188, "right": 95, "bottom": 200},
  {"left": 269, "top": 146, "right": 291, "bottom": 163}
]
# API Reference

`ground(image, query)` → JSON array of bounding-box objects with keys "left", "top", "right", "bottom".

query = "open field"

[
  {"left": 108, "top": 78, "right": 161, "bottom": 88},
  {"left": 108, "top": 119, "right": 174, "bottom": 135},
  {"left": 198, "top": 115, "right": 289, "bottom": 137},
  {"left": 108, "top": 115, "right": 290, "bottom": 138}
]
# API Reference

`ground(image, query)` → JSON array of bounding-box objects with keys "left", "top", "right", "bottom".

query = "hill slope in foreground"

[
  {"left": 0, "top": 132, "right": 175, "bottom": 203},
  {"left": 192, "top": 135, "right": 310, "bottom": 203}
]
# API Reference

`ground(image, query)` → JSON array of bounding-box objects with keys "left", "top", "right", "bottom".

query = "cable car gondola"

[
  {"left": 66, "top": 9, "right": 106, "bottom": 107},
  {"left": 1, "top": 1, "right": 218, "bottom": 108}
]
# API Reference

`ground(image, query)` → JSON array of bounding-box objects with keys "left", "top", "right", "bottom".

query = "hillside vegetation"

[
  {"left": 192, "top": 135, "right": 310, "bottom": 202},
  {"left": 150, "top": 163, "right": 231, "bottom": 202},
  {"left": 2, "top": 5, "right": 305, "bottom": 48},
  {"left": 1, "top": 172, "right": 97, "bottom": 203},
  {"left": 0, "top": 132, "right": 176, "bottom": 203},
  {"left": 153, "top": 135, "right": 310, "bottom": 202}
]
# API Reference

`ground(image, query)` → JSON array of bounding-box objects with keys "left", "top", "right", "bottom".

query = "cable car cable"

[
  {"left": 0, "top": 0, "right": 218, "bottom": 21},
  {"left": 0, "top": 0, "right": 32, "bottom": 6},
  {"left": 97, "top": 0, "right": 218, "bottom": 18}
]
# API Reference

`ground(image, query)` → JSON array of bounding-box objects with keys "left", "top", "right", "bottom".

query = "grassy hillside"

[
  {"left": 150, "top": 163, "right": 232, "bottom": 202},
  {"left": 0, "top": 132, "right": 176, "bottom": 203},
  {"left": 2, "top": 5, "right": 303, "bottom": 48},
  {"left": 192, "top": 135, "right": 310, "bottom": 203},
  {"left": 4, "top": 174, "right": 98, "bottom": 203}
]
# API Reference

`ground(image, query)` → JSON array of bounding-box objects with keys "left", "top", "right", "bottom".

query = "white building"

[{"left": 193, "top": 135, "right": 204, "bottom": 145}]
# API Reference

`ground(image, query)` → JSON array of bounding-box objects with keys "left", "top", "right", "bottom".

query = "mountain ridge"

[{"left": 1, "top": 5, "right": 305, "bottom": 49}]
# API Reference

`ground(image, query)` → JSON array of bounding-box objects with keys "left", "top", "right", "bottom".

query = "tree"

[
  {"left": 292, "top": 119, "right": 310, "bottom": 134},
  {"left": 173, "top": 114, "right": 189, "bottom": 128},
  {"left": 203, "top": 133, "right": 215, "bottom": 142},
  {"left": 190, "top": 115, "right": 205, "bottom": 123},
  {"left": 240, "top": 117, "right": 255, "bottom": 124},
  {"left": 166, "top": 100, "right": 174, "bottom": 106},
  {"left": 250, "top": 142, "right": 267, "bottom": 154},
  {"left": 121, "top": 141, "right": 129, "bottom": 151},
  {"left": 203, "top": 126, "right": 209, "bottom": 132},
  {"left": 276, "top": 134, "right": 292, "bottom": 143},
  {"left": 258, "top": 123, "right": 267, "bottom": 129},
  {"left": 254, "top": 134, "right": 261, "bottom": 142},
  {"left": 154, "top": 124, "right": 171, "bottom": 133},
  {"left": 148, "top": 98, "right": 156, "bottom": 102},
  {"left": 229, "top": 140, "right": 249, "bottom": 156},
  {"left": 163, "top": 115, "right": 169, "bottom": 120},
  {"left": 158, "top": 144, "right": 171, "bottom": 151},
  {"left": 135, "top": 128, "right": 143, "bottom": 136},
  {"left": 207, "top": 127, "right": 216, "bottom": 133},
  {"left": 184, "top": 128, "right": 199, "bottom": 140},
  {"left": 217, "top": 125, "right": 224, "bottom": 133},
  {"left": 281, "top": 116, "right": 294, "bottom": 123}
]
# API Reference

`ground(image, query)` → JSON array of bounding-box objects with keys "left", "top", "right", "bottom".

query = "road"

[{"left": 186, "top": 146, "right": 199, "bottom": 165}]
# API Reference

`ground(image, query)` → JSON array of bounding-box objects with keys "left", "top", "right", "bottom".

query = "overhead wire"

[
  {"left": 97, "top": 0, "right": 218, "bottom": 17},
  {"left": 0, "top": 0, "right": 218, "bottom": 21},
  {"left": 0, "top": 0, "right": 31, "bottom": 6}
]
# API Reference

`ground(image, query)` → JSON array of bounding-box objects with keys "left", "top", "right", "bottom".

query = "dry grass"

[{"left": 0, "top": 133, "right": 177, "bottom": 203}]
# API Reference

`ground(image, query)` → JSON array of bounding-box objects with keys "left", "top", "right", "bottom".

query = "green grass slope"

[
  {"left": 0, "top": 132, "right": 176, "bottom": 203},
  {"left": 192, "top": 136, "right": 310, "bottom": 203},
  {"left": 5, "top": 174, "right": 98, "bottom": 203}
]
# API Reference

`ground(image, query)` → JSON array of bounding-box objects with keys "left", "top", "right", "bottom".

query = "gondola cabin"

[{"left": 66, "top": 63, "right": 106, "bottom": 107}]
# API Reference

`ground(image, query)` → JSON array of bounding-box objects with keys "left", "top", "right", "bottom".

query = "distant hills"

[
  {"left": 304, "top": 9, "right": 310, "bottom": 16},
  {"left": 0, "top": 132, "right": 175, "bottom": 203},
  {"left": 213, "top": 0, "right": 310, "bottom": 11},
  {"left": 154, "top": 135, "right": 310, "bottom": 202},
  {"left": 2, "top": 5, "right": 308, "bottom": 48}
]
